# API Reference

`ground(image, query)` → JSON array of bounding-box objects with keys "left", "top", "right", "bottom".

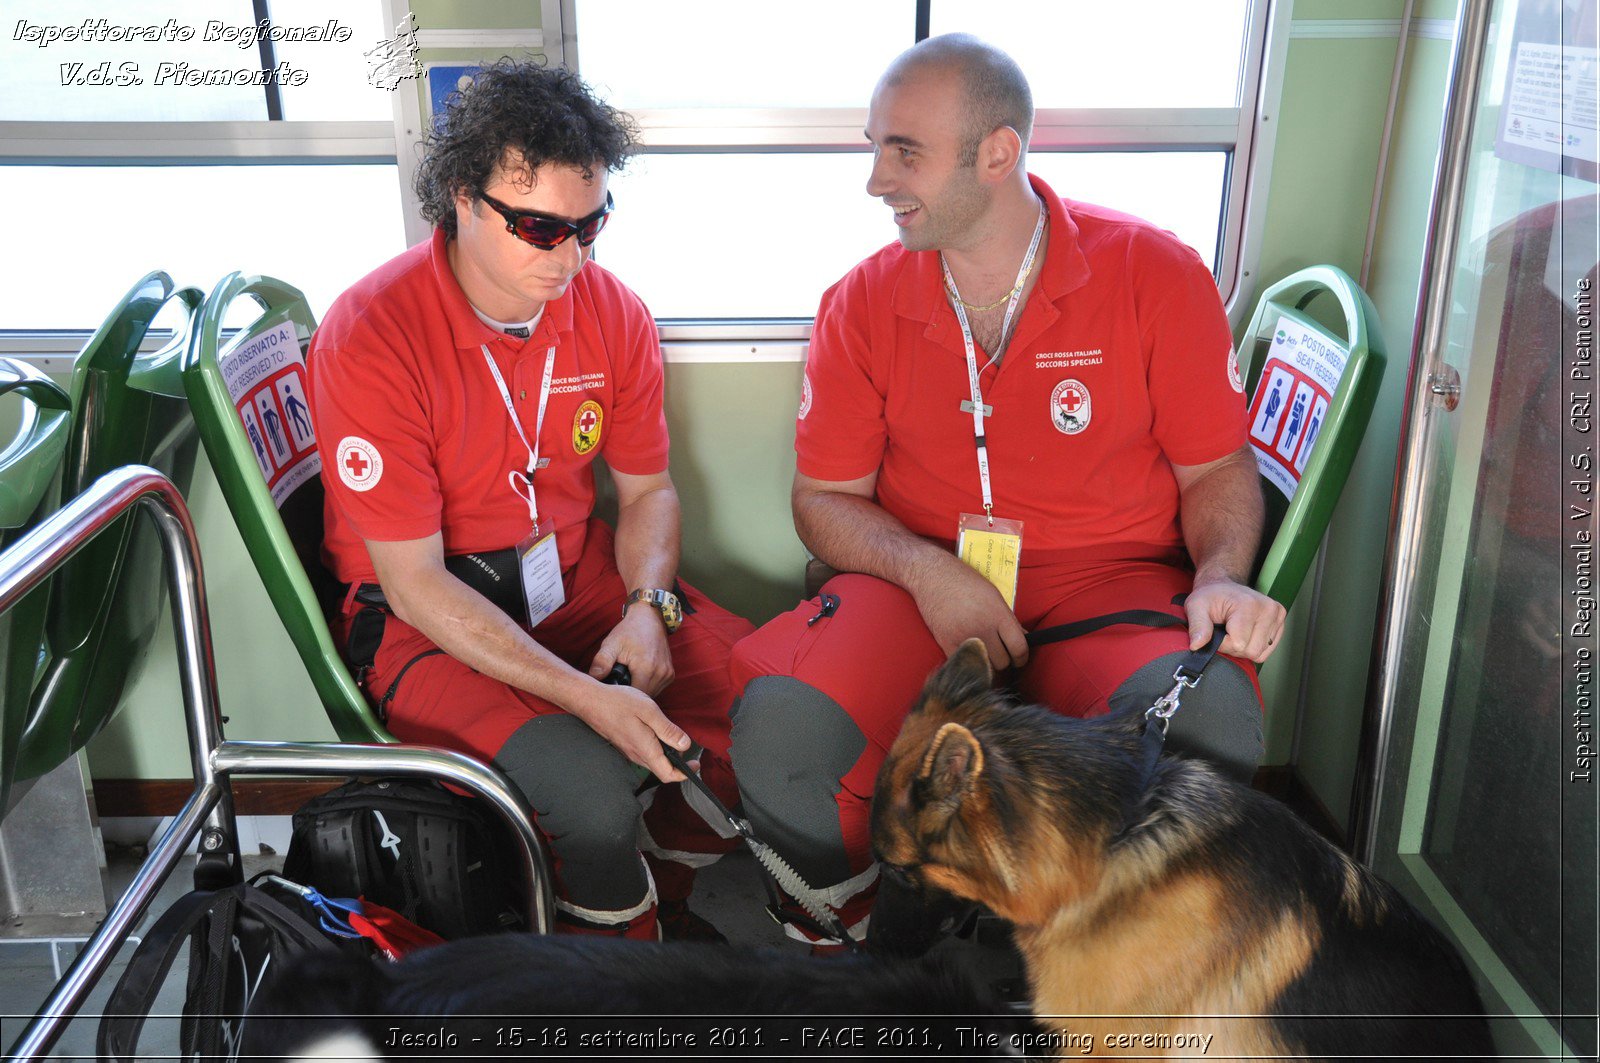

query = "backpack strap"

[
  {"left": 97, "top": 888, "right": 238, "bottom": 1062},
  {"left": 97, "top": 885, "right": 338, "bottom": 1063}
]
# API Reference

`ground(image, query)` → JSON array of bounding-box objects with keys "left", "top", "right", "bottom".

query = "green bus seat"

[
  {"left": 0, "top": 360, "right": 72, "bottom": 812},
  {"left": 182, "top": 272, "right": 390, "bottom": 743},
  {"left": 1236, "top": 265, "right": 1387, "bottom": 609},
  {"left": 15, "top": 272, "right": 205, "bottom": 780}
]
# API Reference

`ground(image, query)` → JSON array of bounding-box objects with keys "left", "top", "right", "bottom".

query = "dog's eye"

[{"left": 880, "top": 861, "right": 923, "bottom": 888}]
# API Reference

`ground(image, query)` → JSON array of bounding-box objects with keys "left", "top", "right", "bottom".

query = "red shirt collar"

[
  {"left": 429, "top": 226, "right": 575, "bottom": 351},
  {"left": 890, "top": 173, "right": 1091, "bottom": 321}
]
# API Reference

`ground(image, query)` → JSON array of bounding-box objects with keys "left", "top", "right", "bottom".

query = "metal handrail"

[
  {"left": 1350, "top": 0, "right": 1496, "bottom": 864},
  {"left": 3, "top": 465, "right": 554, "bottom": 1062}
]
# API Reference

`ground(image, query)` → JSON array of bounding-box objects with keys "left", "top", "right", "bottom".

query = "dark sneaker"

[{"left": 657, "top": 899, "right": 727, "bottom": 944}]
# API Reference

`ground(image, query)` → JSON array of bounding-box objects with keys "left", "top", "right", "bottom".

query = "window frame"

[
  {"left": 554, "top": 0, "right": 1288, "bottom": 347},
  {"left": 0, "top": 0, "right": 483, "bottom": 355}
]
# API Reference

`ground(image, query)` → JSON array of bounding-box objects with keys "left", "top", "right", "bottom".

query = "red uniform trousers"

[
  {"left": 338, "top": 519, "right": 753, "bottom": 939},
  {"left": 727, "top": 552, "right": 1263, "bottom": 940}
]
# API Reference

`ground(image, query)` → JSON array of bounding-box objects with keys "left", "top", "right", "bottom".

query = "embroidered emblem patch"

[
  {"left": 572, "top": 400, "right": 603, "bottom": 455},
  {"left": 1051, "top": 379, "right": 1092, "bottom": 435},
  {"left": 798, "top": 374, "right": 813, "bottom": 420},
  {"left": 336, "top": 436, "right": 383, "bottom": 492},
  {"left": 1228, "top": 348, "right": 1245, "bottom": 393}
]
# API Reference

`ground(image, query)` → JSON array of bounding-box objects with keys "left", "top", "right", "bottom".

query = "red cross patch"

[
  {"left": 572, "top": 400, "right": 604, "bottom": 456},
  {"left": 1050, "top": 379, "right": 1092, "bottom": 435},
  {"left": 335, "top": 436, "right": 384, "bottom": 492}
]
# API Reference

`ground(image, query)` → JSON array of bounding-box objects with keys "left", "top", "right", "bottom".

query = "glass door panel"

[{"left": 1364, "top": 0, "right": 1597, "bottom": 1057}]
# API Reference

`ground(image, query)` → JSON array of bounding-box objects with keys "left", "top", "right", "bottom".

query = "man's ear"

[
  {"left": 918, "top": 722, "right": 985, "bottom": 808},
  {"left": 979, "top": 125, "right": 1024, "bottom": 183},
  {"left": 917, "top": 638, "right": 994, "bottom": 716}
]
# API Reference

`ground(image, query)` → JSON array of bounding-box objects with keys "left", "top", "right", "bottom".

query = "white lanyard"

[
  {"left": 941, "top": 200, "right": 1047, "bottom": 524},
  {"left": 480, "top": 344, "right": 557, "bottom": 535}
]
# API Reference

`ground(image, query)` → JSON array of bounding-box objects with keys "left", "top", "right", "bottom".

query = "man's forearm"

[
  {"left": 1177, "top": 448, "right": 1265, "bottom": 586},
  {"left": 613, "top": 484, "right": 681, "bottom": 593},
  {"left": 386, "top": 570, "right": 599, "bottom": 711},
  {"left": 795, "top": 490, "right": 949, "bottom": 593}
]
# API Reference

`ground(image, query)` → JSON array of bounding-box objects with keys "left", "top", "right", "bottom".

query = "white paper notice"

[{"left": 1497, "top": 42, "right": 1599, "bottom": 173}]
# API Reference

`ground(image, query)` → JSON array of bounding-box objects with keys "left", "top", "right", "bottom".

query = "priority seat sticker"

[
  {"left": 219, "top": 319, "right": 322, "bottom": 509},
  {"left": 1247, "top": 315, "right": 1347, "bottom": 499}
]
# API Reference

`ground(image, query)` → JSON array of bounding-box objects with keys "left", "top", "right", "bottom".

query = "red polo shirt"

[
  {"left": 311, "top": 228, "right": 670, "bottom": 586},
  {"left": 796, "top": 174, "right": 1247, "bottom": 561}
]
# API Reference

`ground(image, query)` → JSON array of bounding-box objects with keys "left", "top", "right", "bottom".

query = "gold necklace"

[{"left": 945, "top": 255, "right": 1036, "bottom": 313}]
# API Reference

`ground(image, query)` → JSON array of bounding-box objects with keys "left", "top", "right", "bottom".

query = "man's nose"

[
  {"left": 866, "top": 152, "right": 892, "bottom": 199},
  {"left": 552, "top": 233, "right": 586, "bottom": 271}
]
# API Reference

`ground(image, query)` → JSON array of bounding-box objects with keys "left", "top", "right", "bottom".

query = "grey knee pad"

[
  {"left": 1109, "top": 651, "right": 1263, "bottom": 782},
  {"left": 495, "top": 715, "right": 648, "bottom": 911},
  {"left": 729, "top": 676, "right": 865, "bottom": 887}
]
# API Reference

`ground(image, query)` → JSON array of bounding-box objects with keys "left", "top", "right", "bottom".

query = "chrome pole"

[
  {"left": 1351, "top": 0, "right": 1497, "bottom": 863},
  {"left": 7, "top": 784, "right": 225, "bottom": 1062}
]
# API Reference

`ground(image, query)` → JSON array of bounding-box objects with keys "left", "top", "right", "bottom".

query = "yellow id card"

[{"left": 956, "top": 513, "right": 1023, "bottom": 609}]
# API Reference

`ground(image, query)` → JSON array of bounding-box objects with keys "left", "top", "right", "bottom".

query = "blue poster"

[{"left": 427, "top": 64, "right": 480, "bottom": 120}]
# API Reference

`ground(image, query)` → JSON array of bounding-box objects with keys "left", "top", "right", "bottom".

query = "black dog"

[{"left": 242, "top": 934, "right": 1033, "bottom": 1060}]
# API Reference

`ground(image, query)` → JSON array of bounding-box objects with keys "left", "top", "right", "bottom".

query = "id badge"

[
  {"left": 956, "top": 513, "right": 1023, "bottom": 609},
  {"left": 517, "top": 530, "right": 565, "bottom": 628}
]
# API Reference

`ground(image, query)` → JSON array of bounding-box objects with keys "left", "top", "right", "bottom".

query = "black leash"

[
  {"left": 1020, "top": 606, "right": 1228, "bottom": 778},
  {"left": 1134, "top": 625, "right": 1227, "bottom": 782},
  {"left": 1024, "top": 607, "right": 1184, "bottom": 648},
  {"left": 601, "top": 663, "right": 861, "bottom": 948}
]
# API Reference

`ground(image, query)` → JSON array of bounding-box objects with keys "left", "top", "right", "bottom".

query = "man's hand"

[
  {"left": 573, "top": 680, "right": 691, "bottom": 784},
  {"left": 588, "top": 605, "right": 675, "bottom": 696},
  {"left": 907, "top": 551, "right": 1030, "bottom": 670},
  {"left": 1184, "top": 577, "right": 1286, "bottom": 663}
]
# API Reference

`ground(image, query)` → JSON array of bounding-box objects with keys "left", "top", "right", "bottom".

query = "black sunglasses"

[{"left": 477, "top": 190, "right": 614, "bottom": 250}]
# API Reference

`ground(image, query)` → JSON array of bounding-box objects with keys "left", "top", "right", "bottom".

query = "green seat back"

[
  {"left": 0, "top": 359, "right": 72, "bottom": 812},
  {"left": 1237, "top": 265, "right": 1387, "bottom": 608},
  {"left": 182, "top": 272, "right": 391, "bottom": 743},
  {"left": 15, "top": 273, "right": 204, "bottom": 780}
]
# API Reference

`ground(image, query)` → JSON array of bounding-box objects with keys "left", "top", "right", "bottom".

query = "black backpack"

[
  {"left": 282, "top": 778, "right": 522, "bottom": 940},
  {"left": 97, "top": 877, "right": 356, "bottom": 1062}
]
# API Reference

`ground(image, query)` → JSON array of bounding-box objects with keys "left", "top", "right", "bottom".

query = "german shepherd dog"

[
  {"left": 241, "top": 934, "right": 1033, "bottom": 1061},
  {"left": 871, "top": 640, "right": 1493, "bottom": 1061}
]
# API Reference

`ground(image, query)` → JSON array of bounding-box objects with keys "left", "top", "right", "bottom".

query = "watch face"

[
  {"left": 658, "top": 592, "right": 683, "bottom": 631},
  {"left": 631, "top": 589, "right": 682, "bottom": 632}
]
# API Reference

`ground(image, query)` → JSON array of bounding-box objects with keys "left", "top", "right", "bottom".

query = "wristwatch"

[{"left": 624, "top": 588, "right": 683, "bottom": 634}]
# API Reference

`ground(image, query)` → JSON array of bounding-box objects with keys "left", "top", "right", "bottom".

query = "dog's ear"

[
  {"left": 919, "top": 721, "right": 985, "bottom": 808},
  {"left": 917, "top": 639, "right": 994, "bottom": 717}
]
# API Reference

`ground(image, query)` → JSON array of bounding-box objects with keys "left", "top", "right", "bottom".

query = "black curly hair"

[{"left": 413, "top": 58, "right": 639, "bottom": 236}]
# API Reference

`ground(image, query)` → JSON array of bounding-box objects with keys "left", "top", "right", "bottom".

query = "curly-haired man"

[{"left": 309, "top": 59, "right": 753, "bottom": 941}]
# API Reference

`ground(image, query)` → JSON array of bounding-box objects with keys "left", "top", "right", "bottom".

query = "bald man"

[{"left": 727, "top": 34, "right": 1285, "bottom": 946}]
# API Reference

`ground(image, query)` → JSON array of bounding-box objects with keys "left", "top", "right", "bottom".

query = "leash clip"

[
  {"left": 807, "top": 593, "right": 840, "bottom": 627},
  {"left": 1145, "top": 666, "right": 1203, "bottom": 732}
]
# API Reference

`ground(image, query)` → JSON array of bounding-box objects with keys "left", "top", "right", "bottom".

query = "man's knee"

[
  {"left": 495, "top": 715, "right": 648, "bottom": 908},
  {"left": 729, "top": 676, "right": 867, "bottom": 886},
  {"left": 1109, "top": 651, "right": 1263, "bottom": 781}
]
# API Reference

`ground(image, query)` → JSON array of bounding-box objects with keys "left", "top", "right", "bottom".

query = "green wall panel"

[
  {"left": 1289, "top": 34, "right": 1454, "bottom": 830},
  {"left": 410, "top": 1, "right": 545, "bottom": 31},
  {"left": 668, "top": 360, "right": 807, "bottom": 625},
  {"left": 1256, "top": 37, "right": 1401, "bottom": 287},
  {"left": 1294, "top": 0, "right": 1406, "bottom": 19}
]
